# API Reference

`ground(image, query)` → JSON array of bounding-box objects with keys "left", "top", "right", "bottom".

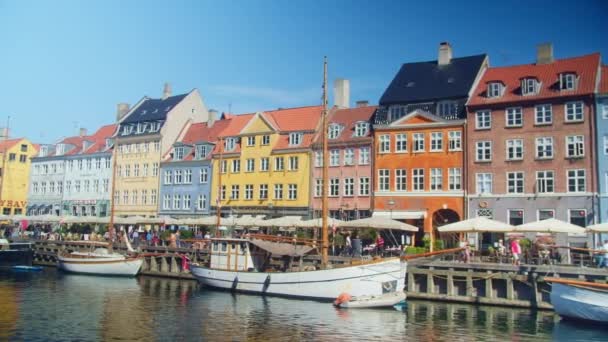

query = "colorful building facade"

[{"left": 0, "top": 138, "right": 38, "bottom": 215}]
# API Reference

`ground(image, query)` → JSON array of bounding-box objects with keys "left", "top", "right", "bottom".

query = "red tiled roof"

[
  {"left": 312, "top": 106, "right": 376, "bottom": 145},
  {"left": 273, "top": 133, "right": 315, "bottom": 151},
  {"left": 82, "top": 124, "right": 117, "bottom": 154},
  {"left": 0, "top": 138, "right": 25, "bottom": 152},
  {"left": 263, "top": 105, "right": 323, "bottom": 132},
  {"left": 600, "top": 65, "right": 608, "bottom": 94},
  {"left": 468, "top": 53, "right": 600, "bottom": 106}
]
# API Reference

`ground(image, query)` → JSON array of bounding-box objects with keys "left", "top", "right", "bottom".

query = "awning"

[
  {"left": 372, "top": 211, "right": 426, "bottom": 220},
  {"left": 249, "top": 238, "right": 313, "bottom": 256}
]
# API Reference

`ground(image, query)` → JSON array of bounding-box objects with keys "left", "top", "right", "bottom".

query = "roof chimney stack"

[
  {"left": 356, "top": 100, "right": 369, "bottom": 108},
  {"left": 438, "top": 42, "right": 453, "bottom": 66},
  {"left": 0, "top": 128, "right": 9, "bottom": 140},
  {"left": 116, "top": 103, "right": 130, "bottom": 122},
  {"left": 162, "top": 82, "right": 172, "bottom": 100},
  {"left": 79, "top": 128, "right": 87, "bottom": 137},
  {"left": 334, "top": 79, "right": 350, "bottom": 109},
  {"left": 208, "top": 109, "right": 218, "bottom": 127},
  {"left": 536, "top": 43, "right": 554, "bottom": 65}
]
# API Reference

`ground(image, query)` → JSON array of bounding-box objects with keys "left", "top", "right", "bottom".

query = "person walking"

[
  {"left": 511, "top": 238, "right": 522, "bottom": 266},
  {"left": 345, "top": 232, "right": 352, "bottom": 256}
]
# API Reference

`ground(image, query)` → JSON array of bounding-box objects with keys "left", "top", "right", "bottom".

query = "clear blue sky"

[{"left": 0, "top": 0, "right": 606, "bottom": 143}]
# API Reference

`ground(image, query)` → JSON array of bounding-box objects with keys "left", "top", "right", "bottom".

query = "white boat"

[
  {"left": 335, "top": 291, "right": 406, "bottom": 309},
  {"left": 190, "top": 237, "right": 406, "bottom": 300},
  {"left": 57, "top": 242, "right": 143, "bottom": 277},
  {"left": 546, "top": 277, "right": 608, "bottom": 323}
]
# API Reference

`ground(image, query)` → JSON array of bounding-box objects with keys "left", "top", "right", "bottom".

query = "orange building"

[{"left": 373, "top": 111, "right": 465, "bottom": 242}]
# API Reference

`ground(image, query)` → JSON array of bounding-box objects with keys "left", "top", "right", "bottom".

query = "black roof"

[
  {"left": 121, "top": 93, "right": 189, "bottom": 124},
  {"left": 379, "top": 54, "right": 487, "bottom": 105}
]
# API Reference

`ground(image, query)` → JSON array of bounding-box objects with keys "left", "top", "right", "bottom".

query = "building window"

[
  {"left": 430, "top": 168, "right": 443, "bottom": 190},
  {"left": 102, "top": 179, "right": 109, "bottom": 193},
  {"left": 288, "top": 184, "right": 298, "bottom": 200},
  {"left": 247, "top": 136, "right": 256, "bottom": 146},
  {"left": 231, "top": 185, "right": 240, "bottom": 200},
  {"left": 354, "top": 122, "right": 369, "bottom": 137},
  {"left": 536, "top": 137, "right": 554, "bottom": 159},
  {"left": 133, "top": 164, "right": 140, "bottom": 177},
  {"left": 413, "top": 133, "right": 425, "bottom": 152},
  {"left": 174, "top": 170, "right": 183, "bottom": 184},
  {"left": 220, "top": 160, "right": 227, "bottom": 174},
  {"left": 560, "top": 73, "right": 576, "bottom": 91},
  {"left": 183, "top": 194, "right": 191, "bottom": 210},
  {"left": 163, "top": 195, "right": 171, "bottom": 210},
  {"left": 329, "top": 150, "right": 340, "bottom": 166},
  {"left": 535, "top": 104, "right": 552, "bottom": 125},
  {"left": 521, "top": 78, "right": 538, "bottom": 95},
  {"left": 343, "top": 178, "right": 354, "bottom": 196},
  {"left": 122, "top": 190, "right": 128, "bottom": 204},
  {"left": 448, "top": 168, "right": 461, "bottom": 190},
  {"left": 343, "top": 149, "right": 354, "bottom": 165},
  {"left": 200, "top": 169, "right": 208, "bottom": 183},
  {"left": 413, "top": 168, "right": 424, "bottom": 191},
  {"left": 395, "top": 134, "right": 407, "bottom": 152},
  {"left": 19, "top": 155, "right": 26, "bottom": 163},
  {"left": 507, "top": 172, "right": 524, "bottom": 194},
  {"left": 565, "top": 102, "right": 584, "bottom": 122},
  {"left": 602, "top": 103, "right": 608, "bottom": 119},
  {"left": 142, "top": 190, "right": 148, "bottom": 205},
  {"left": 569, "top": 209, "right": 586, "bottom": 227},
  {"left": 151, "top": 190, "right": 157, "bottom": 205},
  {"left": 232, "top": 159, "right": 241, "bottom": 173},
  {"left": 604, "top": 136, "right": 608, "bottom": 155},
  {"left": 506, "top": 139, "right": 523, "bottom": 160},
  {"left": 259, "top": 157, "right": 269, "bottom": 171},
  {"left": 246, "top": 158, "right": 255, "bottom": 172},
  {"left": 359, "top": 177, "right": 370, "bottom": 196},
  {"left": 93, "top": 180, "right": 99, "bottom": 193},
  {"left": 359, "top": 147, "right": 370, "bottom": 165},
  {"left": 197, "top": 195, "right": 207, "bottom": 210},
  {"left": 328, "top": 124, "right": 341, "bottom": 139},
  {"left": 329, "top": 178, "right": 339, "bottom": 197},
  {"left": 487, "top": 82, "right": 503, "bottom": 98},
  {"left": 314, "top": 151, "right": 322, "bottom": 167},
  {"left": 184, "top": 169, "right": 192, "bottom": 183},
  {"left": 475, "top": 110, "right": 491, "bottom": 129},
  {"left": 274, "top": 157, "right": 284, "bottom": 171},
  {"left": 289, "top": 132, "right": 303, "bottom": 146},
  {"left": 259, "top": 184, "right": 268, "bottom": 199},
  {"left": 288, "top": 156, "right": 299, "bottom": 171},
  {"left": 220, "top": 185, "right": 226, "bottom": 200},
  {"left": 174, "top": 147, "right": 184, "bottom": 160},
  {"left": 173, "top": 194, "right": 180, "bottom": 209},
  {"left": 314, "top": 179, "right": 323, "bottom": 197},
  {"left": 536, "top": 170, "right": 554, "bottom": 193},
  {"left": 395, "top": 169, "right": 407, "bottom": 191},
  {"left": 379, "top": 135, "right": 390, "bottom": 153},
  {"left": 508, "top": 209, "right": 524, "bottom": 226},
  {"left": 378, "top": 169, "right": 389, "bottom": 191},
  {"left": 143, "top": 163, "right": 149, "bottom": 177},
  {"left": 164, "top": 170, "right": 173, "bottom": 184},
  {"left": 567, "top": 169, "right": 586, "bottom": 192},
  {"left": 448, "top": 131, "right": 461, "bottom": 151},
  {"left": 538, "top": 209, "right": 554, "bottom": 221},
  {"left": 506, "top": 107, "right": 523, "bottom": 127},
  {"left": 274, "top": 184, "right": 283, "bottom": 199},
  {"left": 476, "top": 173, "right": 492, "bottom": 194},
  {"left": 475, "top": 141, "right": 492, "bottom": 162},
  {"left": 224, "top": 138, "right": 236, "bottom": 151},
  {"left": 430, "top": 132, "right": 443, "bottom": 151},
  {"left": 262, "top": 135, "right": 270, "bottom": 145},
  {"left": 565, "top": 135, "right": 584, "bottom": 158},
  {"left": 437, "top": 100, "right": 458, "bottom": 118},
  {"left": 245, "top": 184, "right": 253, "bottom": 200},
  {"left": 153, "top": 163, "right": 159, "bottom": 176}
]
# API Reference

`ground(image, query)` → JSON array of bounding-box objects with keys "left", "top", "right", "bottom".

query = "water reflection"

[{"left": 1, "top": 269, "right": 607, "bottom": 341}]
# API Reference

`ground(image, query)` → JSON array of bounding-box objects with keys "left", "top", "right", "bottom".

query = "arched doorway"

[{"left": 433, "top": 209, "right": 460, "bottom": 248}]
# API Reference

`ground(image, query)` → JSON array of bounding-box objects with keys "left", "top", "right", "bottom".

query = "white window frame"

[
  {"left": 565, "top": 135, "right": 585, "bottom": 158},
  {"left": 448, "top": 131, "right": 462, "bottom": 151},
  {"left": 475, "top": 110, "right": 491, "bottom": 129},
  {"left": 448, "top": 168, "right": 462, "bottom": 190},
  {"left": 244, "top": 184, "right": 254, "bottom": 200},
  {"left": 260, "top": 157, "right": 269, "bottom": 171},
  {"left": 395, "top": 134, "right": 407, "bottom": 153},
  {"left": 289, "top": 132, "right": 303, "bottom": 146},
  {"left": 567, "top": 169, "right": 586, "bottom": 193},
  {"left": 487, "top": 82, "right": 503, "bottom": 98},
  {"left": 506, "top": 171, "right": 524, "bottom": 194},
  {"left": 379, "top": 135, "right": 390, "bottom": 153},
  {"left": 535, "top": 104, "right": 552, "bottom": 125},
  {"left": 354, "top": 122, "right": 369, "bottom": 137},
  {"left": 537, "top": 209, "right": 555, "bottom": 221},
  {"left": 430, "top": 132, "right": 443, "bottom": 152},
  {"left": 535, "top": 137, "right": 554, "bottom": 159},
  {"left": 475, "top": 141, "right": 492, "bottom": 162},
  {"left": 505, "top": 107, "right": 523, "bottom": 127},
  {"left": 329, "top": 149, "right": 340, "bottom": 166},
  {"left": 378, "top": 169, "right": 390, "bottom": 192},
  {"left": 412, "top": 168, "right": 424, "bottom": 191},
  {"left": 343, "top": 149, "right": 354, "bottom": 165},
  {"left": 536, "top": 170, "right": 554, "bottom": 194},
  {"left": 560, "top": 73, "right": 576, "bottom": 91},
  {"left": 413, "top": 133, "right": 425, "bottom": 152},
  {"left": 506, "top": 139, "right": 523, "bottom": 161},
  {"left": 246, "top": 136, "right": 256, "bottom": 147},
  {"left": 395, "top": 169, "right": 407, "bottom": 191},
  {"left": 359, "top": 177, "right": 370, "bottom": 196},
  {"left": 476, "top": 173, "right": 493, "bottom": 194},
  {"left": 359, "top": 147, "right": 370, "bottom": 165},
  {"left": 343, "top": 178, "right": 354, "bottom": 197},
  {"left": 430, "top": 168, "right": 443, "bottom": 190},
  {"left": 565, "top": 101, "right": 584, "bottom": 122}
]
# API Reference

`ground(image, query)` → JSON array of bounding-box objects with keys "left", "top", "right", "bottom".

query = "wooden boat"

[
  {"left": 545, "top": 277, "right": 608, "bottom": 323},
  {"left": 334, "top": 291, "right": 406, "bottom": 309},
  {"left": 57, "top": 241, "right": 143, "bottom": 277},
  {"left": 0, "top": 238, "right": 33, "bottom": 267},
  {"left": 11, "top": 265, "right": 44, "bottom": 272}
]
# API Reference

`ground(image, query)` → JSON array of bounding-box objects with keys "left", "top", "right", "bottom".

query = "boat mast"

[
  {"left": 108, "top": 138, "right": 118, "bottom": 251},
  {"left": 321, "top": 57, "right": 329, "bottom": 268},
  {"left": 0, "top": 116, "right": 9, "bottom": 208},
  {"left": 216, "top": 137, "right": 224, "bottom": 237}
]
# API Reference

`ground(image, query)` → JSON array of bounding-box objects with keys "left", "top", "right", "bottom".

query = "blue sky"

[{"left": 0, "top": 0, "right": 606, "bottom": 143}]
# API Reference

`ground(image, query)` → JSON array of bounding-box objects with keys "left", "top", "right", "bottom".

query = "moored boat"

[
  {"left": 0, "top": 238, "right": 34, "bottom": 268},
  {"left": 334, "top": 291, "right": 407, "bottom": 309},
  {"left": 545, "top": 277, "right": 608, "bottom": 323},
  {"left": 57, "top": 241, "right": 143, "bottom": 277}
]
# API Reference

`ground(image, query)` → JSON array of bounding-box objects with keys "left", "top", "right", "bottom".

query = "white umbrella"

[
  {"left": 437, "top": 217, "right": 514, "bottom": 233},
  {"left": 514, "top": 218, "right": 586, "bottom": 234},
  {"left": 260, "top": 216, "right": 303, "bottom": 228},
  {"left": 339, "top": 217, "right": 418, "bottom": 232},
  {"left": 586, "top": 223, "right": 608, "bottom": 233},
  {"left": 297, "top": 217, "right": 344, "bottom": 228}
]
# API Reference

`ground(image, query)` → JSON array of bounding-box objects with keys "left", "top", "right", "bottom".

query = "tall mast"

[
  {"left": 321, "top": 57, "right": 329, "bottom": 267},
  {"left": 108, "top": 139, "right": 118, "bottom": 249},
  {"left": 0, "top": 116, "right": 9, "bottom": 206},
  {"left": 216, "top": 137, "right": 224, "bottom": 237}
]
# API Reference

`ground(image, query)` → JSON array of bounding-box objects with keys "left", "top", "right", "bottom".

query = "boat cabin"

[{"left": 209, "top": 238, "right": 256, "bottom": 271}]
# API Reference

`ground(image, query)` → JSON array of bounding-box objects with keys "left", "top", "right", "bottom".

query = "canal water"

[{"left": 0, "top": 268, "right": 607, "bottom": 341}]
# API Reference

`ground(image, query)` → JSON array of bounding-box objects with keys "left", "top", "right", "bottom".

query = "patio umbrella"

[
  {"left": 339, "top": 217, "right": 418, "bottom": 232},
  {"left": 437, "top": 217, "right": 514, "bottom": 233},
  {"left": 514, "top": 218, "right": 586, "bottom": 234},
  {"left": 260, "top": 216, "right": 303, "bottom": 228},
  {"left": 586, "top": 223, "right": 608, "bottom": 233},
  {"left": 297, "top": 217, "right": 345, "bottom": 228}
]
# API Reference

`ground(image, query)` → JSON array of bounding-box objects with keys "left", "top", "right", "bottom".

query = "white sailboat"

[
  {"left": 191, "top": 58, "right": 407, "bottom": 300},
  {"left": 546, "top": 277, "right": 608, "bottom": 323},
  {"left": 57, "top": 241, "right": 143, "bottom": 277}
]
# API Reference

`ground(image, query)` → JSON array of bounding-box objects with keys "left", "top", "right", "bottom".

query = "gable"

[
  {"left": 390, "top": 110, "right": 446, "bottom": 126},
  {"left": 240, "top": 113, "right": 276, "bottom": 135}
]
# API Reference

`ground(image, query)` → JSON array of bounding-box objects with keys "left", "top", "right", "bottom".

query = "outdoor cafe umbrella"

[
  {"left": 297, "top": 217, "right": 345, "bottom": 228},
  {"left": 339, "top": 217, "right": 418, "bottom": 232},
  {"left": 259, "top": 216, "right": 303, "bottom": 228},
  {"left": 514, "top": 218, "right": 586, "bottom": 234},
  {"left": 585, "top": 223, "right": 608, "bottom": 233},
  {"left": 437, "top": 217, "right": 514, "bottom": 233}
]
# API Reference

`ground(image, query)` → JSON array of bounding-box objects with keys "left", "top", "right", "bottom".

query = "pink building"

[{"left": 311, "top": 104, "right": 376, "bottom": 220}]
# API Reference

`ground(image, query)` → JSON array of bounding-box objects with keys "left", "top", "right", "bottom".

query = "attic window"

[
  {"left": 289, "top": 132, "right": 303, "bottom": 146},
  {"left": 487, "top": 82, "right": 504, "bottom": 98},
  {"left": 195, "top": 145, "right": 208, "bottom": 159},
  {"left": 559, "top": 73, "right": 577, "bottom": 91},
  {"left": 406, "top": 81, "right": 415, "bottom": 87},
  {"left": 328, "top": 124, "right": 342, "bottom": 139},
  {"left": 141, "top": 110, "right": 147, "bottom": 115},
  {"left": 121, "top": 125, "right": 134, "bottom": 136},
  {"left": 354, "top": 122, "right": 369, "bottom": 137},
  {"left": 521, "top": 78, "right": 539, "bottom": 96},
  {"left": 447, "top": 77, "right": 455, "bottom": 84},
  {"left": 174, "top": 147, "right": 184, "bottom": 160},
  {"left": 137, "top": 123, "right": 145, "bottom": 134},
  {"left": 224, "top": 138, "right": 236, "bottom": 151},
  {"left": 153, "top": 108, "right": 158, "bottom": 113},
  {"left": 165, "top": 106, "right": 172, "bottom": 112}
]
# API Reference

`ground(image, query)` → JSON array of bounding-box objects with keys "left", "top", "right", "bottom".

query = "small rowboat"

[
  {"left": 11, "top": 265, "right": 44, "bottom": 272},
  {"left": 545, "top": 277, "right": 608, "bottom": 323},
  {"left": 334, "top": 291, "right": 406, "bottom": 309}
]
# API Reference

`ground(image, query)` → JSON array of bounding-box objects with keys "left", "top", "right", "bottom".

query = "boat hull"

[
  {"left": 191, "top": 258, "right": 406, "bottom": 300},
  {"left": 339, "top": 291, "right": 407, "bottom": 309},
  {"left": 550, "top": 283, "right": 608, "bottom": 323},
  {"left": 0, "top": 249, "right": 33, "bottom": 267},
  {"left": 57, "top": 254, "right": 143, "bottom": 277}
]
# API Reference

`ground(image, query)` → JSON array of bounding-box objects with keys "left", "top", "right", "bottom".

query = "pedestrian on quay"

[
  {"left": 146, "top": 230, "right": 152, "bottom": 246},
  {"left": 132, "top": 229, "right": 139, "bottom": 248},
  {"left": 511, "top": 238, "right": 522, "bottom": 266},
  {"left": 376, "top": 234, "right": 385, "bottom": 256},
  {"left": 169, "top": 231, "right": 177, "bottom": 248},
  {"left": 345, "top": 232, "right": 352, "bottom": 256}
]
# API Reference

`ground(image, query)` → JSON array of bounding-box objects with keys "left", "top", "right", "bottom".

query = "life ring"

[{"left": 479, "top": 201, "right": 488, "bottom": 208}]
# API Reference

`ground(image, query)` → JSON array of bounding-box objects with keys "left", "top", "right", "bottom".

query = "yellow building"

[
  {"left": 113, "top": 85, "right": 209, "bottom": 217},
  {"left": 211, "top": 106, "right": 323, "bottom": 217},
  {"left": 0, "top": 138, "right": 38, "bottom": 215}
]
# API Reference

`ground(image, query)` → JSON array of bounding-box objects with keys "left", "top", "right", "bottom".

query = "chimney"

[
  {"left": 79, "top": 128, "right": 87, "bottom": 137},
  {"left": 0, "top": 128, "right": 9, "bottom": 140},
  {"left": 356, "top": 100, "right": 369, "bottom": 108},
  {"left": 116, "top": 103, "right": 130, "bottom": 121},
  {"left": 334, "top": 79, "right": 350, "bottom": 108},
  {"left": 208, "top": 109, "right": 218, "bottom": 127},
  {"left": 438, "top": 42, "right": 453, "bottom": 66},
  {"left": 536, "top": 43, "right": 554, "bottom": 65},
  {"left": 162, "top": 82, "right": 172, "bottom": 100}
]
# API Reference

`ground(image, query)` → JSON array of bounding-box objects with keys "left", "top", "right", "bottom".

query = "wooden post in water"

[{"left": 321, "top": 57, "right": 329, "bottom": 268}]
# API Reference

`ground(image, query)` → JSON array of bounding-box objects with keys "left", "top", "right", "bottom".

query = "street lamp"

[{"left": 387, "top": 199, "right": 395, "bottom": 219}]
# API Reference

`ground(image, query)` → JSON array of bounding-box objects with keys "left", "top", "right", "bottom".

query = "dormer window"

[
  {"left": 39, "top": 146, "right": 48, "bottom": 157},
  {"left": 174, "top": 147, "right": 184, "bottom": 160},
  {"left": 487, "top": 82, "right": 504, "bottom": 98},
  {"left": 354, "top": 122, "right": 369, "bottom": 137},
  {"left": 559, "top": 73, "right": 577, "bottom": 91},
  {"left": 521, "top": 78, "right": 539, "bottom": 96},
  {"left": 56, "top": 144, "right": 66, "bottom": 156},
  {"left": 289, "top": 132, "right": 303, "bottom": 146},
  {"left": 224, "top": 138, "right": 236, "bottom": 151},
  {"left": 437, "top": 100, "right": 459, "bottom": 119},
  {"left": 328, "top": 124, "right": 342, "bottom": 139},
  {"left": 121, "top": 125, "right": 133, "bottom": 136},
  {"left": 105, "top": 138, "right": 113, "bottom": 149},
  {"left": 195, "top": 145, "right": 208, "bottom": 159},
  {"left": 137, "top": 123, "right": 144, "bottom": 134}
]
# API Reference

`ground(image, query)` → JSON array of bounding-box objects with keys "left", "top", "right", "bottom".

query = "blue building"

[
  {"left": 596, "top": 66, "right": 608, "bottom": 237},
  {"left": 159, "top": 116, "right": 224, "bottom": 218}
]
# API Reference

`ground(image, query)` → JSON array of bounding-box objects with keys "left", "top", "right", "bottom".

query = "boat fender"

[
  {"left": 262, "top": 274, "right": 271, "bottom": 293},
  {"left": 333, "top": 293, "right": 352, "bottom": 307},
  {"left": 231, "top": 276, "right": 239, "bottom": 291}
]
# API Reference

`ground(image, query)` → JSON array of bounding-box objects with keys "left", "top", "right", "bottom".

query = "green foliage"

[
  {"left": 161, "top": 230, "right": 173, "bottom": 241},
  {"left": 488, "top": 246, "right": 495, "bottom": 254},
  {"left": 68, "top": 224, "right": 92, "bottom": 234},
  {"left": 422, "top": 237, "right": 445, "bottom": 251},
  {"left": 519, "top": 238, "right": 532, "bottom": 250},
  {"left": 356, "top": 228, "right": 377, "bottom": 242},
  {"left": 405, "top": 246, "right": 427, "bottom": 255},
  {"left": 179, "top": 229, "right": 194, "bottom": 239}
]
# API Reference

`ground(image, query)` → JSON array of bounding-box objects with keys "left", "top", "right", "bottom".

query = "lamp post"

[
  {"left": 267, "top": 202, "right": 274, "bottom": 218},
  {"left": 387, "top": 199, "right": 395, "bottom": 219}
]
